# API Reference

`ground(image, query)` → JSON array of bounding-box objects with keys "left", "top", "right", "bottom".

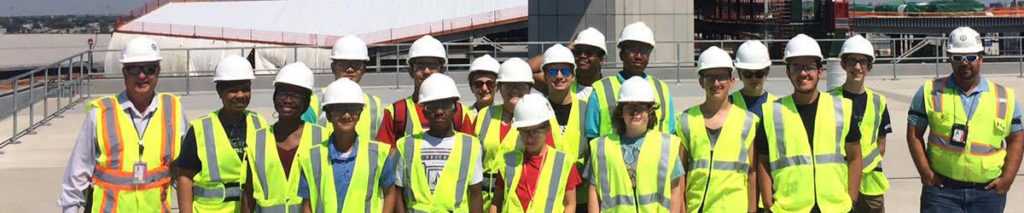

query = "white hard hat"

[
  {"left": 618, "top": 76, "right": 656, "bottom": 103},
  {"left": 274, "top": 62, "right": 315, "bottom": 90},
  {"left": 407, "top": 35, "right": 447, "bottom": 64},
  {"left": 734, "top": 40, "right": 772, "bottom": 70},
  {"left": 696, "top": 46, "right": 735, "bottom": 73},
  {"left": 512, "top": 93, "right": 555, "bottom": 128},
  {"left": 321, "top": 78, "right": 365, "bottom": 110},
  {"left": 212, "top": 55, "right": 255, "bottom": 82},
  {"left": 496, "top": 57, "right": 533, "bottom": 83},
  {"left": 541, "top": 44, "right": 577, "bottom": 71},
  {"left": 947, "top": 27, "right": 984, "bottom": 54},
  {"left": 120, "top": 37, "right": 162, "bottom": 64},
  {"left": 783, "top": 34, "right": 823, "bottom": 61},
  {"left": 573, "top": 27, "right": 607, "bottom": 54},
  {"left": 330, "top": 35, "right": 370, "bottom": 61},
  {"left": 617, "top": 22, "right": 656, "bottom": 48},
  {"left": 469, "top": 54, "right": 500, "bottom": 75},
  {"left": 418, "top": 74, "right": 461, "bottom": 104},
  {"left": 840, "top": 35, "right": 875, "bottom": 62}
]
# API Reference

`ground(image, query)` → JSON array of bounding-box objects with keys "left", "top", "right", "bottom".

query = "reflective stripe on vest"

[
  {"left": 252, "top": 124, "right": 323, "bottom": 212},
  {"left": 594, "top": 133, "right": 673, "bottom": 211},
  {"left": 593, "top": 76, "right": 673, "bottom": 137},
  {"left": 368, "top": 95, "right": 381, "bottom": 137},
  {"left": 501, "top": 147, "right": 571, "bottom": 213},
  {"left": 923, "top": 78, "right": 1015, "bottom": 183},
  {"left": 254, "top": 204, "right": 302, "bottom": 213},
  {"left": 401, "top": 133, "right": 478, "bottom": 212},
  {"left": 309, "top": 141, "right": 386, "bottom": 213}
]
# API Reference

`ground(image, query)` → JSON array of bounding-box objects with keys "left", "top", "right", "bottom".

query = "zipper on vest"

[{"left": 697, "top": 151, "right": 714, "bottom": 213}]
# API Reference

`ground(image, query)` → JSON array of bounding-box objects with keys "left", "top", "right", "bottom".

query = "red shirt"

[
  {"left": 277, "top": 146, "right": 297, "bottom": 178},
  {"left": 374, "top": 99, "right": 475, "bottom": 145},
  {"left": 495, "top": 133, "right": 582, "bottom": 211}
]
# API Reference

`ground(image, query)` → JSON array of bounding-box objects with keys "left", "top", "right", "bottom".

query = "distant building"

[{"left": 0, "top": 28, "right": 6, "bottom": 34}]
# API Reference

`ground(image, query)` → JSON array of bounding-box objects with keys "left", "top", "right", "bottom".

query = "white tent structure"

[{"left": 107, "top": 0, "right": 527, "bottom": 74}]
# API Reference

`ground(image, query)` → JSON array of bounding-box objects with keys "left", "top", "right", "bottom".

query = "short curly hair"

[{"left": 611, "top": 102, "right": 659, "bottom": 135}]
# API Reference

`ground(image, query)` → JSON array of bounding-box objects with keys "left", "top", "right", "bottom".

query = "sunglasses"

[
  {"left": 520, "top": 126, "right": 551, "bottom": 137},
  {"left": 412, "top": 62, "right": 443, "bottom": 71},
  {"left": 572, "top": 47, "right": 603, "bottom": 57},
  {"left": 326, "top": 105, "right": 364, "bottom": 117},
  {"left": 332, "top": 61, "right": 365, "bottom": 70},
  {"left": 423, "top": 102, "right": 457, "bottom": 112},
  {"left": 700, "top": 73, "right": 732, "bottom": 82},
  {"left": 546, "top": 68, "right": 573, "bottom": 77},
  {"left": 471, "top": 80, "right": 495, "bottom": 88},
  {"left": 842, "top": 58, "right": 871, "bottom": 66},
  {"left": 741, "top": 71, "right": 767, "bottom": 79},
  {"left": 621, "top": 45, "right": 653, "bottom": 55},
  {"left": 950, "top": 55, "right": 979, "bottom": 63},
  {"left": 622, "top": 104, "right": 652, "bottom": 114},
  {"left": 125, "top": 64, "right": 159, "bottom": 76}
]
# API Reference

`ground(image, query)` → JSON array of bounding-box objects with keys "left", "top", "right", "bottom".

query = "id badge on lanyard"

[
  {"left": 133, "top": 141, "right": 146, "bottom": 184},
  {"left": 950, "top": 124, "right": 968, "bottom": 147}
]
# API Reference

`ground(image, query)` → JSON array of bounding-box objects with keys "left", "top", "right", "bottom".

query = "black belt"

[{"left": 937, "top": 174, "right": 989, "bottom": 188}]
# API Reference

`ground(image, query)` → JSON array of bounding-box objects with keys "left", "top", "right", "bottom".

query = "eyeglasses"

[
  {"left": 741, "top": 70, "right": 767, "bottom": 79},
  {"left": 326, "top": 105, "right": 363, "bottom": 117},
  {"left": 572, "top": 47, "right": 603, "bottom": 57},
  {"left": 125, "top": 64, "right": 159, "bottom": 76},
  {"left": 520, "top": 126, "right": 550, "bottom": 137},
  {"left": 332, "top": 61, "right": 365, "bottom": 70},
  {"left": 622, "top": 104, "right": 652, "bottom": 114},
  {"left": 700, "top": 73, "right": 732, "bottom": 82},
  {"left": 842, "top": 58, "right": 871, "bottom": 66},
  {"left": 621, "top": 45, "right": 653, "bottom": 55},
  {"left": 471, "top": 80, "right": 495, "bottom": 89},
  {"left": 950, "top": 55, "right": 979, "bottom": 63},
  {"left": 273, "top": 90, "right": 307, "bottom": 102},
  {"left": 423, "top": 102, "right": 457, "bottom": 112},
  {"left": 546, "top": 68, "right": 573, "bottom": 77},
  {"left": 412, "top": 62, "right": 443, "bottom": 71},
  {"left": 788, "top": 64, "right": 820, "bottom": 74}
]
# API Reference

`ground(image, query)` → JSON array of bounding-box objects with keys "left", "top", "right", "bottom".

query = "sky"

[{"left": 0, "top": 0, "right": 147, "bottom": 17}]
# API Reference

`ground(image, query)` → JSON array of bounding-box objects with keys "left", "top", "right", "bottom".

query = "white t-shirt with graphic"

[{"left": 395, "top": 133, "right": 484, "bottom": 193}]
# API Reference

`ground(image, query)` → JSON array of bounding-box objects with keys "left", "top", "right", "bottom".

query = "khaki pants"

[{"left": 854, "top": 193, "right": 885, "bottom": 213}]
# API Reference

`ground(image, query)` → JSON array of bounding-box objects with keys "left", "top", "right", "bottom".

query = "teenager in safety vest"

[
  {"left": 395, "top": 74, "right": 485, "bottom": 213},
  {"left": 244, "top": 62, "right": 330, "bottom": 212},
  {"left": 539, "top": 44, "right": 593, "bottom": 212},
  {"left": 315, "top": 35, "right": 385, "bottom": 138},
  {"left": 58, "top": 36, "right": 187, "bottom": 213},
  {"left": 677, "top": 47, "right": 759, "bottom": 213},
  {"left": 732, "top": 40, "right": 776, "bottom": 212},
  {"left": 527, "top": 27, "right": 607, "bottom": 100},
  {"left": 907, "top": 26, "right": 1023, "bottom": 213},
  {"left": 492, "top": 93, "right": 583, "bottom": 213},
  {"left": 297, "top": 78, "right": 399, "bottom": 212},
  {"left": 586, "top": 77, "right": 685, "bottom": 213},
  {"left": 830, "top": 35, "right": 893, "bottom": 213},
  {"left": 475, "top": 57, "right": 534, "bottom": 210},
  {"left": 584, "top": 22, "right": 675, "bottom": 141},
  {"left": 175, "top": 55, "right": 267, "bottom": 213},
  {"left": 754, "top": 34, "right": 864, "bottom": 213},
  {"left": 468, "top": 55, "right": 500, "bottom": 117},
  {"left": 376, "top": 35, "right": 474, "bottom": 145}
]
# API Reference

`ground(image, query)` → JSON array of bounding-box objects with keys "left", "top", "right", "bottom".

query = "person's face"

[
  {"left": 331, "top": 59, "right": 366, "bottom": 82},
  {"left": 949, "top": 53, "right": 982, "bottom": 81},
  {"left": 499, "top": 82, "right": 531, "bottom": 109},
  {"left": 618, "top": 41, "right": 653, "bottom": 72},
  {"left": 785, "top": 56, "right": 823, "bottom": 94},
  {"left": 698, "top": 68, "right": 735, "bottom": 101},
  {"left": 122, "top": 61, "right": 160, "bottom": 99},
  {"left": 273, "top": 84, "right": 311, "bottom": 119},
  {"left": 544, "top": 63, "right": 575, "bottom": 92},
  {"left": 620, "top": 102, "right": 652, "bottom": 132},
  {"left": 518, "top": 123, "right": 551, "bottom": 154},
  {"left": 216, "top": 80, "right": 252, "bottom": 113},
  {"left": 409, "top": 57, "right": 445, "bottom": 89},
  {"left": 572, "top": 45, "right": 605, "bottom": 72},
  {"left": 470, "top": 73, "right": 497, "bottom": 104},
  {"left": 738, "top": 68, "right": 769, "bottom": 89},
  {"left": 841, "top": 54, "right": 872, "bottom": 83},
  {"left": 325, "top": 103, "right": 364, "bottom": 134},
  {"left": 422, "top": 98, "right": 458, "bottom": 131}
]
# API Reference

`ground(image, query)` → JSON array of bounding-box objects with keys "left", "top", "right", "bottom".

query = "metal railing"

[{"left": 0, "top": 50, "right": 93, "bottom": 153}]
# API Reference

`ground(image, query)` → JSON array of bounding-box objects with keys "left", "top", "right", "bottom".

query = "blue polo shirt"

[
  {"left": 297, "top": 137, "right": 398, "bottom": 208},
  {"left": 908, "top": 77, "right": 1023, "bottom": 132},
  {"left": 584, "top": 73, "right": 677, "bottom": 139}
]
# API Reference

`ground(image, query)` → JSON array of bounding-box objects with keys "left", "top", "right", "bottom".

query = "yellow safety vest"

[
  {"left": 922, "top": 78, "right": 1016, "bottom": 183},
  {"left": 762, "top": 93, "right": 853, "bottom": 213},
  {"left": 319, "top": 89, "right": 384, "bottom": 138},
  {"left": 589, "top": 131, "right": 681, "bottom": 213},
  {"left": 87, "top": 93, "right": 183, "bottom": 213},
  {"left": 247, "top": 123, "right": 329, "bottom": 213},
  {"left": 299, "top": 139, "right": 391, "bottom": 213},
  {"left": 498, "top": 146, "right": 574, "bottom": 213},
  {"left": 397, "top": 132, "right": 483, "bottom": 212},
  {"left": 729, "top": 90, "right": 775, "bottom": 208},
  {"left": 829, "top": 87, "right": 890, "bottom": 196},
  {"left": 590, "top": 75, "right": 674, "bottom": 136},
  {"left": 472, "top": 104, "right": 516, "bottom": 209},
  {"left": 190, "top": 110, "right": 267, "bottom": 212},
  {"left": 676, "top": 104, "right": 757, "bottom": 212}
]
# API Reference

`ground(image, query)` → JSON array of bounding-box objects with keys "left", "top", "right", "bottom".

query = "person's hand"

[
  {"left": 985, "top": 177, "right": 1013, "bottom": 195},
  {"left": 922, "top": 171, "right": 943, "bottom": 187}
]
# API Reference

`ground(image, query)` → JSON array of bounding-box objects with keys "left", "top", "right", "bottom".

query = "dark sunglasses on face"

[
  {"left": 520, "top": 126, "right": 550, "bottom": 137},
  {"left": 472, "top": 80, "right": 496, "bottom": 88},
  {"left": 950, "top": 55, "right": 979, "bottom": 63},
  {"left": 332, "top": 61, "right": 365, "bottom": 70},
  {"left": 423, "top": 102, "right": 457, "bottom": 112},
  {"left": 546, "top": 68, "right": 573, "bottom": 77},
  {"left": 412, "top": 62, "right": 443, "bottom": 71},
  {"left": 326, "top": 105, "right": 364, "bottom": 117},
  {"left": 741, "top": 71, "right": 767, "bottom": 79},
  {"left": 842, "top": 58, "right": 871, "bottom": 66},
  {"left": 622, "top": 104, "right": 652, "bottom": 114},
  {"left": 700, "top": 73, "right": 732, "bottom": 82},
  {"left": 125, "top": 64, "right": 159, "bottom": 76},
  {"left": 622, "top": 46, "right": 653, "bottom": 55},
  {"left": 572, "top": 48, "right": 602, "bottom": 57}
]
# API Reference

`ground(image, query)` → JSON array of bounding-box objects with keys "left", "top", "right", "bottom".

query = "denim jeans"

[{"left": 920, "top": 185, "right": 1007, "bottom": 213}]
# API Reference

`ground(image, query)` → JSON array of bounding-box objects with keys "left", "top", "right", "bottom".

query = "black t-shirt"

[
  {"left": 175, "top": 114, "right": 249, "bottom": 172},
  {"left": 841, "top": 90, "right": 893, "bottom": 138},
  {"left": 551, "top": 101, "right": 572, "bottom": 126},
  {"left": 755, "top": 96, "right": 862, "bottom": 154}
]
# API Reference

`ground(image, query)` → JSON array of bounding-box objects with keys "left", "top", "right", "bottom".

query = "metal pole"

[
  {"left": 13, "top": 76, "right": 18, "bottom": 142},
  {"left": 891, "top": 60, "right": 898, "bottom": 80},
  {"left": 57, "top": 62, "right": 63, "bottom": 108},
  {"left": 186, "top": 49, "right": 192, "bottom": 95},
  {"left": 1019, "top": 37, "right": 1023, "bottom": 78},
  {"left": 29, "top": 72, "right": 34, "bottom": 131},
  {"left": 87, "top": 50, "right": 93, "bottom": 98},
  {"left": 67, "top": 59, "right": 73, "bottom": 106},
  {"left": 293, "top": 47, "right": 298, "bottom": 64},
  {"left": 44, "top": 66, "right": 49, "bottom": 121},
  {"left": 79, "top": 54, "right": 85, "bottom": 100},
  {"left": 676, "top": 42, "right": 681, "bottom": 83},
  {"left": 934, "top": 39, "right": 939, "bottom": 78},
  {"left": 376, "top": 51, "right": 382, "bottom": 73}
]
